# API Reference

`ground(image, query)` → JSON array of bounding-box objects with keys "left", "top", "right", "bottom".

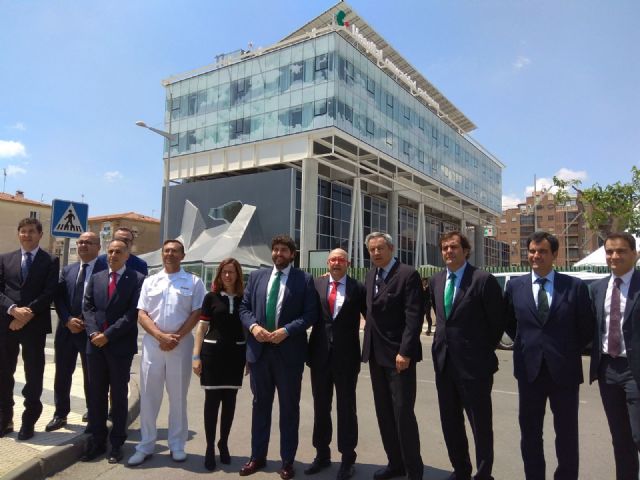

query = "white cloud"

[
  {"left": 104, "top": 170, "right": 123, "bottom": 183},
  {"left": 513, "top": 55, "right": 531, "bottom": 70},
  {"left": 9, "top": 122, "right": 26, "bottom": 131},
  {"left": 524, "top": 177, "right": 555, "bottom": 196},
  {"left": 5, "top": 165, "right": 27, "bottom": 175},
  {"left": 0, "top": 140, "right": 27, "bottom": 158},
  {"left": 522, "top": 168, "right": 588, "bottom": 197},
  {"left": 554, "top": 167, "right": 587, "bottom": 182},
  {"left": 502, "top": 194, "right": 523, "bottom": 209}
]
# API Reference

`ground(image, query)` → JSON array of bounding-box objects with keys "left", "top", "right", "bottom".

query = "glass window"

[
  {"left": 431, "top": 126, "right": 438, "bottom": 140},
  {"left": 345, "top": 104, "right": 353, "bottom": 123},
  {"left": 366, "top": 118, "right": 374, "bottom": 135},
  {"left": 314, "top": 99, "right": 327, "bottom": 116},
  {"left": 291, "top": 107, "right": 302, "bottom": 127},
  {"left": 386, "top": 93, "right": 394, "bottom": 107},
  {"left": 367, "top": 77, "right": 375, "bottom": 96},
  {"left": 315, "top": 54, "right": 328, "bottom": 71},
  {"left": 386, "top": 130, "right": 393, "bottom": 146}
]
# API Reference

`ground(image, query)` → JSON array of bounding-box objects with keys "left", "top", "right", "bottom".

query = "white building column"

[
  {"left": 347, "top": 178, "right": 365, "bottom": 267},
  {"left": 388, "top": 191, "right": 399, "bottom": 248},
  {"left": 299, "top": 157, "right": 318, "bottom": 268}
]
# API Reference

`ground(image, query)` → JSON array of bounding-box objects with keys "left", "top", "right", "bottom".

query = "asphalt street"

[{"left": 50, "top": 333, "right": 615, "bottom": 479}]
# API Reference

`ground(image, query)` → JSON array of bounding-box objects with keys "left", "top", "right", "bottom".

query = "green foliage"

[{"left": 553, "top": 166, "right": 640, "bottom": 239}]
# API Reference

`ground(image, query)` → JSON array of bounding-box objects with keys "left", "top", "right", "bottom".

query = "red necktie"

[
  {"left": 328, "top": 281, "right": 338, "bottom": 317},
  {"left": 108, "top": 271, "right": 118, "bottom": 299}
]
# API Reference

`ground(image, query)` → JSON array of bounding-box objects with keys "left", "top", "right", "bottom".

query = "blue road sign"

[{"left": 51, "top": 199, "right": 88, "bottom": 238}]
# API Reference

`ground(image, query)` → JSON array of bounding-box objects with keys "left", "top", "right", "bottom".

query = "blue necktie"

[{"left": 21, "top": 251, "right": 33, "bottom": 281}]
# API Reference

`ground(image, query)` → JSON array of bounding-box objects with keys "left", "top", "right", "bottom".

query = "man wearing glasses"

[
  {"left": 98, "top": 227, "right": 148, "bottom": 276},
  {"left": 46, "top": 231, "right": 106, "bottom": 432},
  {"left": 305, "top": 248, "right": 366, "bottom": 480}
]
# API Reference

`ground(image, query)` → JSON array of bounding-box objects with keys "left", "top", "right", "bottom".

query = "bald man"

[{"left": 305, "top": 249, "right": 366, "bottom": 480}]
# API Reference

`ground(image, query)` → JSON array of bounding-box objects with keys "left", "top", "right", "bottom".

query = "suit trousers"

[
  {"left": 249, "top": 345, "right": 304, "bottom": 463},
  {"left": 136, "top": 333, "right": 194, "bottom": 454},
  {"left": 369, "top": 354, "right": 423, "bottom": 480},
  {"left": 435, "top": 358, "right": 494, "bottom": 480},
  {"left": 517, "top": 362, "right": 580, "bottom": 480},
  {"left": 0, "top": 331, "right": 46, "bottom": 426},
  {"left": 598, "top": 355, "right": 640, "bottom": 480},
  {"left": 87, "top": 348, "right": 133, "bottom": 448},
  {"left": 53, "top": 332, "right": 89, "bottom": 417},
  {"left": 309, "top": 361, "right": 358, "bottom": 464}
]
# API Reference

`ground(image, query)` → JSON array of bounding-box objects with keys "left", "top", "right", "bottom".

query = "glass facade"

[
  {"left": 317, "top": 178, "right": 352, "bottom": 251},
  {"left": 165, "top": 32, "right": 502, "bottom": 213}
]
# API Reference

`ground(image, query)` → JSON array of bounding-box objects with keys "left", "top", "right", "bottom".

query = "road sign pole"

[{"left": 62, "top": 237, "right": 70, "bottom": 268}]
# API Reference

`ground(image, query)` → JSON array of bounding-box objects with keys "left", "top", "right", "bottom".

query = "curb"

[{"left": 3, "top": 375, "right": 141, "bottom": 480}]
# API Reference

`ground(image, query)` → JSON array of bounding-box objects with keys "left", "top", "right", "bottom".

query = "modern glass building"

[{"left": 159, "top": 2, "right": 504, "bottom": 268}]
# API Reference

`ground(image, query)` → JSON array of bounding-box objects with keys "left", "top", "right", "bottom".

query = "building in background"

[
  {"left": 156, "top": 1, "right": 504, "bottom": 268},
  {"left": 0, "top": 191, "right": 55, "bottom": 253},
  {"left": 497, "top": 191, "right": 600, "bottom": 267}
]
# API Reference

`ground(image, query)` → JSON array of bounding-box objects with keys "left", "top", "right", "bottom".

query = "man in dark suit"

[
  {"left": 46, "top": 231, "right": 107, "bottom": 432},
  {"left": 82, "top": 239, "right": 145, "bottom": 463},
  {"left": 305, "top": 248, "right": 366, "bottom": 480},
  {"left": 505, "top": 231, "right": 594, "bottom": 480},
  {"left": 98, "top": 226, "right": 148, "bottom": 276},
  {"left": 589, "top": 232, "right": 640, "bottom": 480},
  {"left": 0, "top": 217, "right": 59, "bottom": 440},
  {"left": 362, "top": 232, "right": 424, "bottom": 480},
  {"left": 239, "top": 234, "right": 318, "bottom": 480},
  {"left": 430, "top": 231, "right": 504, "bottom": 480}
]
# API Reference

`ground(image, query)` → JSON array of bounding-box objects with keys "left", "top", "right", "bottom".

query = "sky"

[{"left": 1, "top": 0, "right": 638, "bottom": 218}]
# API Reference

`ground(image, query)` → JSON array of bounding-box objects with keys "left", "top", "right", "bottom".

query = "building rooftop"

[
  {"left": 281, "top": 2, "right": 476, "bottom": 133},
  {"left": 0, "top": 191, "right": 49, "bottom": 207},
  {"left": 89, "top": 212, "right": 160, "bottom": 223}
]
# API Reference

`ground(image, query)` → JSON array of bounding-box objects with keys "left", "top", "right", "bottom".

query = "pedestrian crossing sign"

[{"left": 51, "top": 199, "right": 88, "bottom": 238}]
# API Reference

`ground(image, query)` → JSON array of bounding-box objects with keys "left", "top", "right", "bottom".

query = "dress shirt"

[
  {"left": 327, "top": 275, "right": 347, "bottom": 319},
  {"left": 266, "top": 264, "right": 291, "bottom": 327},
  {"left": 602, "top": 268, "right": 634, "bottom": 356},
  {"left": 108, "top": 265, "right": 127, "bottom": 284},
  {"left": 137, "top": 268, "right": 206, "bottom": 333},
  {"left": 445, "top": 262, "right": 468, "bottom": 300},
  {"left": 531, "top": 269, "right": 555, "bottom": 309}
]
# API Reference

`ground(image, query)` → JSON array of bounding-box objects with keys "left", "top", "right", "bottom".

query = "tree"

[{"left": 553, "top": 166, "right": 640, "bottom": 239}]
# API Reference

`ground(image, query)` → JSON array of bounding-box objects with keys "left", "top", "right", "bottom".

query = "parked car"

[{"left": 494, "top": 270, "right": 607, "bottom": 350}]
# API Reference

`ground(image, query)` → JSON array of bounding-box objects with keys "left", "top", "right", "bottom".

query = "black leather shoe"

[
  {"left": 279, "top": 462, "right": 295, "bottom": 480},
  {"left": 45, "top": 416, "right": 67, "bottom": 432},
  {"left": 108, "top": 446, "right": 123, "bottom": 464},
  {"left": 239, "top": 458, "right": 267, "bottom": 476},
  {"left": 82, "top": 411, "right": 89, "bottom": 422},
  {"left": 373, "top": 466, "right": 406, "bottom": 480},
  {"left": 82, "top": 443, "right": 106, "bottom": 461},
  {"left": 204, "top": 447, "right": 216, "bottom": 471},
  {"left": 304, "top": 457, "right": 331, "bottom": 475},
  {"left": 18, "top": 425, "right": 34, "bottom": 441},
  {"left": 218, "top": 441, "right": 231, "bottom": 464},
  {"left": 337, "top": 463, "right": 355, "bottom": 480},
  {"left": 0, "top": 422, "right": 14, "bottom": 438}
]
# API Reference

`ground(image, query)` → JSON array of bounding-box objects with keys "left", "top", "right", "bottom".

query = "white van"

[{"left": 494, "top": 270, "right": 608, "bottom": 350}]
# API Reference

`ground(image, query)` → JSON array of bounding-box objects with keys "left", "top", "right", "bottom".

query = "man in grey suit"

[{"left": 589, "top": 232, "right": 640, "bottom": 480}]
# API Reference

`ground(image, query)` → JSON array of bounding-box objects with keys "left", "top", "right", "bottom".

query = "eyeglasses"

[
  {"left": 328, "top": 257, "right": 347, "bottom": 264},
  {"left": 77, "top": 241, "right": 98, "bottom": 246}
]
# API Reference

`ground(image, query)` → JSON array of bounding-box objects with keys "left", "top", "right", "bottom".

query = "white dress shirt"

[
  {"left": 266, "top": 264, "right": 291, "bottom": 327},
  {"left": 602, "top": 269, "right": 634, "bottom": 356},
  {"left": 327, "top": 275, "right": 347, "bottom": 319}
]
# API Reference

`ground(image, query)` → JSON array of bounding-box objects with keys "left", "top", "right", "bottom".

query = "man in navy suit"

[
  {"left": 362, "top": 232, "right": 424, "bottom": 480},
  {"left": 505, "top": 231, "right": 594, "bottom": 480},
  {"left": 46, "top": 231, "right": 107, "bottom": 432},
  {"left": 82, "top": 239, "right": 145, "bottom": 463},
  {"left": 430, "top": 231, "right": 504, "bottom": 480},
  {"left": 305, "top": 248, "right": 366, "bottom": 480},
  {"left": 98, "top": 226, "right": 148, "bottom": 276},
  {"left": 0, "top": 218, "right": 59, "bottom": 440},
  {"left": 239, "top": 235, "right": 318, "bottom": 480},
  {"left": 589, "top": 232, "right": 640, "bottom": 480}
]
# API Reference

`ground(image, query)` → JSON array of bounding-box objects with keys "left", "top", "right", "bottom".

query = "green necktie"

[
  {"left": 265, "top": 271, "right": 282, "bottom": 332},
  {"left": 444, "top": 272, "right": 456, "bottom": 319},
  {"left": 536, "top": 277, "right": 549, "bottom": 321}
]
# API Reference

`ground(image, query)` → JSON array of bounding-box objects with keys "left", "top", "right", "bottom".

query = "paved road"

[{"left": 48, "top": 333, "right": 615, "bottom": 480}]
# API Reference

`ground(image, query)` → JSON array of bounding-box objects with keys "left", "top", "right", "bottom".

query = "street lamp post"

[{"left": 135, "top": 119, "right": 176, "bottom": 242}]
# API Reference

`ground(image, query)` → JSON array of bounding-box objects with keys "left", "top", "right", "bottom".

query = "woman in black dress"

[{"left": 192, "top": 258, "right": 246, "bottom": 471}]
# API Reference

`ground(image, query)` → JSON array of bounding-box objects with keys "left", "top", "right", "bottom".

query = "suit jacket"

[
  {"left": 589, "top": 270, "right": 640, "bottom": 384},
  {"left": 505, "top": 271, "right": 595, "bottom": 385},
  {"left": 54, "top": 257, "right": 108, "bottom": 348},
  {"left": 0, "top": 248, "right": 59, "bottom": 336},
  {"left": 83, "top": 267, "right": 145, "bottom": 357},
  {"left": 97, "top": 253, "right": 148, "bottom": 276},
  {"left": 362, "top": 260, "right": 424, "bottom": 368},
  {"left": 430, "top": 264, "right": 505, "bottom": 380},
  {"left": 307, "top": 275, "right": 366, "bottom": 372},
  {"left": 239, "top": 266, "right": 318, "bottom": 366}
]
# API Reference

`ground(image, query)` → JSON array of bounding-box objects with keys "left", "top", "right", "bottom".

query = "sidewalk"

[{"left": 0, "top": 347, "right": 140, "bottom": 480}]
